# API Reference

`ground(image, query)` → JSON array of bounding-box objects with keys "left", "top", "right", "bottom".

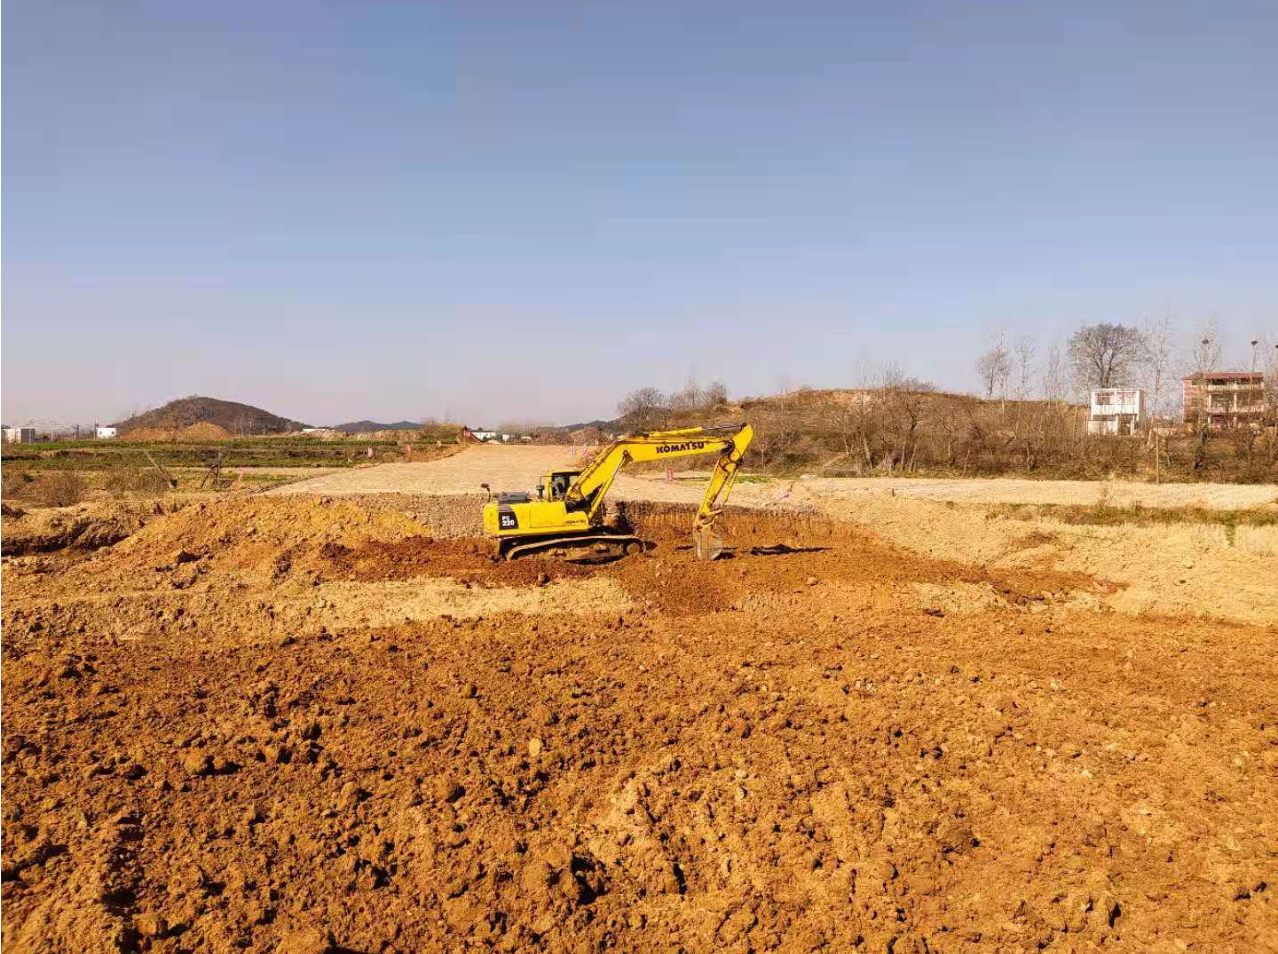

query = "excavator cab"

[{"left": 539, "top": 471, "right": 580, "bottom": 502}]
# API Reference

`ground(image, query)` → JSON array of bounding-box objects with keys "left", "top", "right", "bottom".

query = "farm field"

[{"left": 2, "top": 446, "right": 1276, "bottom": 953}]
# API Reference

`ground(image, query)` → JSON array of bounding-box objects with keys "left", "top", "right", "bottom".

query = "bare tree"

[
  {"left": 1012, "top": 335, "right": 1037, "bottom": 400},
  {"left": 704, "top": 380, "right": 730, "bottom": 407},
  {"left": 495, "top": 419, "right": 550, "bottom": 436},
  {"left": 1066, "top": 323, "right": 1146, "bottom": 390},
  {"left": 1185, "top": 316, "right": 1223, "bottom": 430},
  {"left": 1260, "top": 333, "right": 1278, "bottom": 426},
  {"left": 668, "top": 377, "right": 703, "bottom": 413},
  {"left": 1138, "top": 312, "right": 1177, "bottom": 423},
  {"left": 616, "top": 387, "right": 670, "bottom": 430},
  {"left": 1042, "top": 341, "right": 1067, "bottom": 403},
  {"left": 975, "top": 339, "right": 1010, "bottom": 401},
  {"left": 850, "top": 354, "right": 878, "bottom": 390}
]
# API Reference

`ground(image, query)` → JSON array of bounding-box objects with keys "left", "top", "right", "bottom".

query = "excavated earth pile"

[{"left": 1, "top": 497, "right": 1275, "bottom": 953}]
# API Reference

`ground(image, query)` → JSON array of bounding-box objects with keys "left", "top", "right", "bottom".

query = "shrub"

[
  {"left": 102, "top": 467, "right": 172, "bottom": 498},
  {"left": 38, "top": 471, "right": 88, "bottom": 507},
  {"left": 2, "top": 469, "right": 36, "bottom": 499}
]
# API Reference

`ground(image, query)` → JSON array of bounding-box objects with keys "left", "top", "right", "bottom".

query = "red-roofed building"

[{"left": 1182, "top": 371, "right": 1265, "bottom": 430}]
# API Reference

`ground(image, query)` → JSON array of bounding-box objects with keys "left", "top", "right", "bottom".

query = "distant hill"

[
  {"left": 330, "top": 420, "right": 423, "bottom": 434},
  {"left": 557, "top": 418, "right": 621, "bottom": 433},
  {"left": 113, "top": 396, "right": 309, "bottom": 436}
]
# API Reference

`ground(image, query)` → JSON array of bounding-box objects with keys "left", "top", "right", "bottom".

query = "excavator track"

[{"left": 502, "top": 532, "right": 645, "bottom": 562}]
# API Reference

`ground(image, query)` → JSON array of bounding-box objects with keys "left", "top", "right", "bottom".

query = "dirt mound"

[
  {"left": 119, "top": 426, "right": 170, "bottom": 442},
  {"left": 785, "top": 488, "right": 1278, "bottom": 625},
  {"left": 121, "top": 422, "right": 234, "bottom": 442},
  {"left": 1, "top": 499, "right": 186, "bottom": 556},
  {"left": 95, "top": 497, "right": 430, "bottom": 589},
  {"left": 175, "top": 421, "right": 232, "bottom": 441},
  {"left": 2, "top": 497, "right": 1275, "bottom": 952}
]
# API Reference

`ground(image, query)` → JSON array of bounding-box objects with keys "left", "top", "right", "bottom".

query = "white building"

[
  {"left": 1087, "top": 388, "right": 1145, "bottom": 435},
  {"left": 3, "top": 426, "right": 37, "bottom": 444},
  {"left": 96, "top": 426, "right": 118, "bottom": 439}
]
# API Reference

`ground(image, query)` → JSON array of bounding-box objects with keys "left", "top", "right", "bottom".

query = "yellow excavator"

[{"left": 482, "top": 423, "right": 753, "bottom": 561}]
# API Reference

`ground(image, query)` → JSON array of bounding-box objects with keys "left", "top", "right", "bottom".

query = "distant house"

[
  {"left": 1087, "top": 388, "right": 1145, "bottom": 435},
  {"left": 470, "top": 430, "right": 498, "bottom": 442},
  {"left": 95, "top": 426, "right": 118, "bottom": 439},
  {"left": 3, "top": 426, "right": 37, "bottom": 444},
  {"left": 1182, "top": 371, "right": 1266, "bottom": 430}
]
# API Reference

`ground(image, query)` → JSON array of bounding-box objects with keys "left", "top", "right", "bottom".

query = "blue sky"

[{"left": 4, "top": 1, "right": 1275, "bottom": 427}]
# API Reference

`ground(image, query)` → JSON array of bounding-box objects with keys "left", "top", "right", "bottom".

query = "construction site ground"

[
  {"left": 269, "top": 444, "right": 1278, "bottom": 510},
  {"left": 2, "top": 444, "right": 1276, "bottom": 953}
]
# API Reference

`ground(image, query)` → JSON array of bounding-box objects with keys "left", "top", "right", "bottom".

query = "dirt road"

[
  {"left": 268, "top": 445, "right": 583, "bottom": 497},
  {"left": 273, "top": 445, "right": 1277, "bottom": 510}
]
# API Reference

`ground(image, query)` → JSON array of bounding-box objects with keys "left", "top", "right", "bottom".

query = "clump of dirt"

[{"left": 2, "top": 496, "right": 1275, "bottom": 953}]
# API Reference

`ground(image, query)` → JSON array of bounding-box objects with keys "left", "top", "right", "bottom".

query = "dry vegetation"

[
  {"left": 612, "top": 321, "right": 1278, "bottom": 483},
  {"left": 614, "top": 385, "right": 1278, "bottom": 483}
]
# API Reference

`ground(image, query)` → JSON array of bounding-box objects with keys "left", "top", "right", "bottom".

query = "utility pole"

[
  {"left": 1251, "top": 340, "right": 1261, "bottom": 428},
  {"left": 1198, "top": 337, "right": 1211, "bottom": 432}
]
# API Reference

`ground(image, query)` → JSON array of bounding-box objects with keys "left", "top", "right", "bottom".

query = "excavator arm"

[{"left": 565, "top": 424, "right": 754, "bottom": 557}]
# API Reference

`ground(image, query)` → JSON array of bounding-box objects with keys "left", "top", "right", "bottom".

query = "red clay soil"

[
  {"left": 1, "top": 499, "right": 1274, "bottom": 953},
  {"left": 316, "top": 538, "right": 595, "bottom": 588}
]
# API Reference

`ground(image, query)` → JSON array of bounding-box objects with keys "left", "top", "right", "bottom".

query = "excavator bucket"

[{"left": 693, "top": 526, "right": 725, "bottom": 561}]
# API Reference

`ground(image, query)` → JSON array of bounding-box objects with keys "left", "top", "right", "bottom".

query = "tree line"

[
  {"left": 612, "top": 320, "right": 1277, "bottom": 481},
  {"left": 975, "top": 317, "right": 1276, "bottom": 423}
]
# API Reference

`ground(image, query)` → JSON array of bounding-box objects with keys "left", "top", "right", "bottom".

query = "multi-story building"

[
  {"left": 1087, "top": 388, "right": 1145, "bottom": 435},
  {"left": 1181, "top": 371, "right": 1266, "bottom": 429}
]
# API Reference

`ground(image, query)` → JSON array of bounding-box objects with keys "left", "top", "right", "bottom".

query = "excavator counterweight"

[{"left": 482, "top": 424, "right": 753, "bottom": 560}]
